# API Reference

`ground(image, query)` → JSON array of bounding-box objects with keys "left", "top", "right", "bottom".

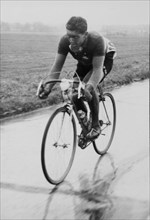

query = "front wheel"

[
  {"left": 93, "top": 93, "right": 116, "bottom": 155},
  {"left": 41, "top": 106, "right": 77, "bottom": 185}
]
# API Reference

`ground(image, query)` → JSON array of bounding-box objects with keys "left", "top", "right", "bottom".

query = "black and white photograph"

[{"left": 0, "top": 0, "right": 149, "bottom": 219}]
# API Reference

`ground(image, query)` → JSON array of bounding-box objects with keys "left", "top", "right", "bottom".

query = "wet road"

[{"left": 1, "top": 80, "right": 149, "bottom": 220}]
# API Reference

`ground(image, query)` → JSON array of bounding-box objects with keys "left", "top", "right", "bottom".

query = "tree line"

[
  {"left": 1, "top": 22, "right": 63, "bottom": 34},
  {"left": 1, "top": 22, "right": 148, "bottom": 36}
]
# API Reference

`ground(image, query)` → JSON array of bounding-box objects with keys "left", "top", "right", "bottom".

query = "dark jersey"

[{"left": 58, "top": 32, "right": 107, "bottom": 67}]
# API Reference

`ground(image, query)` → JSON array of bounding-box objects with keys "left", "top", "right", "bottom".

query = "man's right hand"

[
  {"left": 39, "top": 90, "right": 50, "bottom": 99},
  {"left": 38, "top": 85, "right": 51, "bottom": 99}
]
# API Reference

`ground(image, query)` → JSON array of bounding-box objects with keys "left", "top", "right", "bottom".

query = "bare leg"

[{"left": 86, "top": 84, "right": 99, "bottom": 128}]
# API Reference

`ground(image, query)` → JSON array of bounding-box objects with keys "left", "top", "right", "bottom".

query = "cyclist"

[{"left": 39, "top": 16, "right": 116, "bottom": 140}]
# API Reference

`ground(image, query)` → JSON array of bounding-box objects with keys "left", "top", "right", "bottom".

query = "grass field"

[{"left": 0, "top": 33, "right": 149, "bottom": 118}]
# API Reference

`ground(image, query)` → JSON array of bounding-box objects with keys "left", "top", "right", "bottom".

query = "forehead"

[{"left": 66, "top": 29, "right": 82, "bottom": 37}]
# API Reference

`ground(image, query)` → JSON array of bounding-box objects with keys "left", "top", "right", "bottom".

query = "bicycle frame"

[
  {"left": 40, "top": 75, "right": 116, "bottom": 184},
  {"left": 37, "top": 77, "right": 92, "bottom": 137},
  {"left": 62, "top": 88, "right": 90, "bottom": 136}
]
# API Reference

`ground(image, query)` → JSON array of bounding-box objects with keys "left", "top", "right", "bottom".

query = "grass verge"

[{"left": 0, "top": 33, "right": 149, "bottom": 119}]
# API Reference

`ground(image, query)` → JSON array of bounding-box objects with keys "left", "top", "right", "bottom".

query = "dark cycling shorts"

[{"left": 74, "top": 51, "right": 115, "bottom": 82}]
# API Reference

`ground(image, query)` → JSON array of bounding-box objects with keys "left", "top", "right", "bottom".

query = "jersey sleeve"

[
  {"left": 57, "top": 35, "right": 69, "bottom": 56},
  {"left": 93, "top": 36, "right": 105, "bottom": 57}
]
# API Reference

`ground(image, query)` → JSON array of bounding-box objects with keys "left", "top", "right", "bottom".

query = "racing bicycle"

[{"left": 37, "top": 73, "right": 116, "bottom": 185}]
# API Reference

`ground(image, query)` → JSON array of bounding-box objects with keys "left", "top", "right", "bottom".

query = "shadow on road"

[
  {"left": 41, "top": 153, "right": 117, "bottom": 219},
  {"left": 1, "top": 153, "right": 117, "bottom": 219},
  {"left": 75, "top": 153, "right": 117, "bottom": 219},
  {"left": 1, "top": 151, "right": 148, "bottom": 219}
]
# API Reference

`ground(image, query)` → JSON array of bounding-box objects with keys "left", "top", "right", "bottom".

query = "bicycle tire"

[
  {"left": 93, "top": 93, "right": 116, "bottom": 155},
  {"left": 41, "top": 106, "right": 77, "bottom": 185}
]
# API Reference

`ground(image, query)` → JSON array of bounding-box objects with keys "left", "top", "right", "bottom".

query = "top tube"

[{"left": 44, "top": 79, "right": 80, "bottom": 86}]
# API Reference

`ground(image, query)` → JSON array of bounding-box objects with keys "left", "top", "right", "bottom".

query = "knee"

[
  {"left": 85, "top": 83, "right": 95, "bottom": 94},
  {"left": 84, "top": 84, "right": 96, "bottom": 102}
]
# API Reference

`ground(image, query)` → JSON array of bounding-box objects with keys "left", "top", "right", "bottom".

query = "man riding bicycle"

[{"left": 39, "top": 16, "right": 116, "bottom": 140}]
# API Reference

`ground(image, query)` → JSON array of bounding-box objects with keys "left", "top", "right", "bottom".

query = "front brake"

[{"left": 36, "top": 80, "right": 44, "bottom": 96}]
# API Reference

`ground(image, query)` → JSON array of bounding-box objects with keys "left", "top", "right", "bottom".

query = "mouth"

[{"left": 69, "top": 43, "right": 80, "bottom": 51}]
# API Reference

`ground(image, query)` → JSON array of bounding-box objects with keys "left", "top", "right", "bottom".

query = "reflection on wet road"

[{"left": 1, "top": 80, "right": 149, "bottom": 219}]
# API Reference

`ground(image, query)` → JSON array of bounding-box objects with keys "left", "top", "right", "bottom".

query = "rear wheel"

[
  {"left": 41, "top": 106, "right": 77, "bottom": 185},
  {"left": 93, "top": 93, "right": 116, "bottom": 155}
]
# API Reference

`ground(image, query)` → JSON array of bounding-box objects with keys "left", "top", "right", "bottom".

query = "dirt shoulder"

[{"left": 0, "top": 75, "right": 149, "bottom": 122}]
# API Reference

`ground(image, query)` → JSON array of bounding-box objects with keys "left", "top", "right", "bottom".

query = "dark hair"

[{"left": 66, "top": 16, "right": 87, "bottom": 34}]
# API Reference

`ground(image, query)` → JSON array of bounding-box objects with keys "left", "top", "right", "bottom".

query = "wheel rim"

[
  {"left": 42, "top": 110, "right": 76, "bottom": 184},
  {"left": 94, "top": 93, "right": 116, "bottom": 154}
]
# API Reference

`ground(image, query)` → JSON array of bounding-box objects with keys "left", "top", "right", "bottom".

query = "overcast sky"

[{"left": 1, "top": 1, "right": 149, "bottom": 29}]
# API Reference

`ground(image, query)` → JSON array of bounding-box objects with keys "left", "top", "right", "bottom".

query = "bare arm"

[
  {"left": 87, "top": 55, "right": 105, "bottom": 87},
  {"left": 47, "top": 53, "right": 67, "bottom": 90},
  {"left": 50, "top": 53, "right": 66, "bottom": 79},
  {"left": 39, "top": 51, "right": 67, "bottom": 99}
]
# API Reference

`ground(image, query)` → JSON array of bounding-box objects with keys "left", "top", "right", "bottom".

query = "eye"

[
  {"left": 74, "top": 36, "right": 79, "bottom": 39},
  {"left": 67, "top": 35, "right": 80, "bottom": 40}
]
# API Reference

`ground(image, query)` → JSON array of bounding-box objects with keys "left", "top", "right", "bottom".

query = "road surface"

[{"left": 0, "top": 80, "right": 149, "bottom": 220}]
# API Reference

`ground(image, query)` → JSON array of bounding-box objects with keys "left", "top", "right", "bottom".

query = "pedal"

[
  {"left": 99, "top": 120, "right": 103, "bottom": 126},
  {"left": 78, "top": 135, "right": 88, "bottom": 149}
]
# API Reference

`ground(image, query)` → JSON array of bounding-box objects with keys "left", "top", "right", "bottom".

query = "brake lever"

[{"left": 36, "top": 80, "right": 44, "bottom": 96}]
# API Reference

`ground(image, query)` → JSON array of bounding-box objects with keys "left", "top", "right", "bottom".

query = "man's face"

[{"left": 66, "top": 29, "right": 86, "bottom": 52}]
